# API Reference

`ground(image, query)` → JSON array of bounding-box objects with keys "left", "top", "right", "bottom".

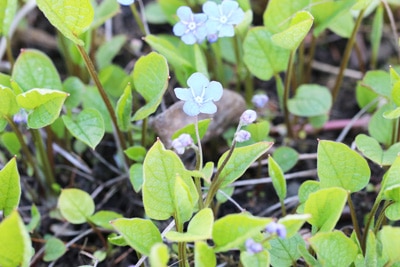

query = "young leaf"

[
  {"left": 165, "top": 208, "right": 214, "bottom": 242},
  {"left": 91, "top": 0, "right": 119, "bottom": 30},
  {"left": 288, "top": 84, "right": 332, "bottom": 117},
  {"left": 99, "top": 64, "right": 130, "bottom": 99},
  {"left": 149, "top": 243, "right": 169, "bottom": 267},
  {"left": 124, "top": 146, "right": 146, "bottom": 162},
  {"left": 0, "top": 210, "right": 31, "bottom": 267},
  {"left": 297, "top": 180, "right": 320, "bottom": 213},
  {"left": 244, "top": 120, "right": 270, "bottom": 144},
  {"left": 83, "top": 86, "right": 113, "bottom": 132},
  {"left": 132, "top": 52, "right": 169, "bottom": 121},
  {"left": 89, "top": 210, "right": 123, "bottom": 230},
  {"left": 317, "top": 140, "right": 370, "bottom": 192},
  {"left": 268, "top": 156, "right": 287, "bottom": 201},
  {"left": 43, "top": 237, "right": 66, "bottom": 262},
  {"left": 0, "top": 86, "right": 19, "bottom": 117},
  {"left": 12, "top": 49, "right": 62, "bottom": 92},
  {"left": 272, "top": 11, "right": 314, "bottom": 51},
  {"left": 142, "top": 140, "right": 198, "bottom": 220},
  {"left": 272, "top": 146, "right": 298, "bottom": 173},
  {"left": 110, "top": 218, "right": 162, "bottom": 256},
  {"left": 369, "top": 104, "right": 394, "bottom": 146},
  {"left": 361, "top": 70, "right": 391, "bottom": 98},
  {"left": 63, "top": 77, "right": 85, "bottom": 109},
  {"left": 195, "top": 241, "right": 216, "bottom": 267},
  {"left": 0, "top": 157, "right": 20, "bottom": 216},
  {"left": 310, "top": 231, "right": 358, "bottom": 266},
  {"left": 379, "top": 226, "right": 400, "bottom": 264},
  {"left": 219, "top": 141, "right": 273, "bottom": 188},
  {"left": 16, "top": 89, "right": 68, "bottom": 129},
  {"left": 26, "top": 204, "right": 41, "bottom": 233},
  {"left": 36, "top": 0, "right": 94, "bottom": 46},
  {"left": 304, "top": 187, "right": 347, "bottom": 232},
  {"left": 0, "top": 0, "right": 17, "bottom": 36},
  {"left": 58, "top": 188, "right": 95, "bottom": 224},
  {"left": 62, "top": 108, "right": 105, "bottom": 150},
  {"left": 240, "top": 251, "right": 270, "bottom": 267},
  {"left": 269, "top": 233, "right": 305, "bottom": 267},
  {"left": 95, "top": 35, "right": 127, "bottom": 70},
  {"left": 365, "top": 230, "right": 378, "bottom": 267},
  {"left": 174, "top": 174, "right": 197, "bottom": 223},
  {"left": 243, "top": 27, "right": 290, "bottom": 81},
  {"left": 355, "top": 134, "right": 400, "bottom": 166},
  {"left": 129, "top": 163, "right": 144, "bottom": 192},
  {"left": 381, "top": 156, "right": 400, "bottom": 193},
  {"left": 213, "top": 213, "right": 271, "bottom": 252}
]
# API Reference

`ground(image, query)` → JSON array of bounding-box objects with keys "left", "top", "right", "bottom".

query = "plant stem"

[
  {"left": 141, "top": 117, "right": 147, "bottom": 147},
  {"left": 174, "top": 215, "right": 188, "bottom": 267},
  {"left": 5, "top": 37, "right": 15, "bottom": 68},
  {"left": 194, "top": 116, "right": 204, "bottom": 209},
  {"left": 361, "top": 196, "right": 381, "bottom": 255},
  {"left": 374, "top": 201, "right": 393, "bottom": 234},
  {"left": 331, "top": 9, "right": 365, "bottom": 102},
  {"left": 347, "top": 193, "right": 363, "bottom": 252},
  {"left": 130, "top": 2, "right": 147, "bottom": 36},
  {"left": 76, "top": 45, "right": 130, "bottom": 170},
  {"left": 304, "top": 34, "right": 316, "bottom": 84},
  {"left": 283, "top": 51, "right": 295, "bottom": 139},
  {"left": 280, "top": 199, "right": 287, "bottom": 216},
  {"left": 204, "top": 140, "right": 237, "bottom": 208}
]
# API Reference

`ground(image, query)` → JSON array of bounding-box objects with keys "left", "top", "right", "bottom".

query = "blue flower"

[
  {"left": 245, "top": 238, "right": 263, "bottom": 255},
  {"left": 252, "top": 94, "right": 269, "bottom": 109},
  {"left": 265, "top": 222, "right": 287, "bottom": 239},
  {"left": 117, "top": 0, "right": 134, "bottom": 5},
  {"left": 174, "top": 72, "right": 223, "bottom": 116},
  {"left": 203, "top": 0, "right": 244, "bottom": 38},
  {"left": 173, "top": 6, "right": 208, "bottom": 45}
]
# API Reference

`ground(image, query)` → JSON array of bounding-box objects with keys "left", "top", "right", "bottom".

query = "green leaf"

[
  {"left": 381, "top": 156, "right": 400, "bottom": 193},
  {"left": 243, "top": 27, "right": 290, "bottom": 81},
  {"left": 83, "top": 86, "right": 113, "bottom": 132},
  {"left": 385, "top": 201, "right": 400, "bottom": 220},
  {"left": 263, "top": 0, "right": 310, "bottom": 33},
  {"left": 310, "top": 231, "right": 358, "bottom": 267},
  {"left": 0, "top": 0, "right": 17, "bottom": 36},
  {"left": 58, "top": 188, "right": 95, "bottom": 224},
  {"left": 111, "top": 218, "right": 162, "bottom": 256},
  {"left": 195, "top": 241, "right": 216, "bottom": 267},
  {"left": 213, "top": 213, "right": 271, "bottom": 252},
  {"left": 144, "top": 2, "right": 168, "bottom": 24},
  {"left": 1, "top": 132, "right": 21, "bottom": 156},
  {"left": 116, "top": 84, "right": 132, "bottom": 131},
  {"left": 304, "top": 187, "right": 347, "bottom": 232},
  {"left": 272, "top": 146, "right": 298, "bottom": 172},
  {"left": 355, "top": 81, "right": 378, "bottom": 112},
  {"left": 369, "top": 104, "right": 393, "bottom": 146},
  {"left": 174, "top": 174, "right": 197, "bottom": 223},
  {"left": 365, "top": 230, "right": 378, "bottom": 267},
  {"left": 240, "top": 251, "right": 270, "bottom": 267},
  {"left": 297, "top": 180, "right": 320, "bottom": 213},
  {"left": 172, "top": 119, "right": 211, "bottom": 145},
  {"left": 0, "top": 210, "right": 32, "bottom": 267},
  {"left": 317, "top": 140, "right": 370, "bottom": 192},
  {"left": 327, "top": 10, "right": 354, "bottom": 38},
  {"left": 269, "top": 233, "right": 305, "bottom": 267},
  {"left": 288, "top": 84, "right": 332, "bottom": 117},
  {"left": 370, "top": 4, "right": 383, "bottom": 66},
  {"left": 89, "top": 210, "right": 123, "bottom": 230},
  {"left": 278, "top": 214, "right": 310, "bottom": 239},
  {"left": 165, "top": 208, "right": 214, "bottom": 242},
  {"left": 142, "top": 140, "right": 198, "bottom": 220},
  {"left": 12, "top": 49, "right": 62, "bottom": 92},
  {"left": 99, "top": 64, "right": 130, "bottom": 99},
  {"left": 271, "top": 11, "right": 313, "bottom": 50},
  {"left": 268, "top": 156, "right": 287, "bottom": 201},
  {"left": 16, "top": 88, "right": 68, "bottom": 129},
  {"left": 158, "top": 0, "right": 185, "bottom": 24},
  {"left": 124, "top": 146, "right": 146, "bottom": 162},
  {"left": 129, "top": 163, "right": 143, "bottom": 192},
  {"left": 43, "top": 237, "right": 66, "bottom": 262},
  {"left": 379, "top": 226, "right": 400, "bottom": 263},
  {"left": 356, "top": 134, "right": 400, "bottom": 166},
  {"left": 149, "top": 243, "right": 169, "bottom": 267},
  {"left": 361, "top": 70, "right": 391, "bottom": 98},
  {"left": 298, "top": 243, "right": 321, "bottom": 267},
  {"left": 392, "top": 80, "right": 400, "bottom": 107},
  {"left": 0, "top": 158, "right": 20, "bottom": 216},
  {"left": 36, "top": 0, "right": 94, "bottom": 45},
  {"left": 219, "top": 141, "right": 273, "bottom": 188},
  {"left": 383, "top": 106, "right": 400, "bottom": 119},
  {"left": 62, "top": 108, "right": 105, "bottom": 149},
  {"left": 107, "top": 234, "right": 128, "bottom": 246},
  {"left": 26, "top": 204, "right": 41, "bottom": 232},
  {"left": 63, "top": 77, "right": 85, "bottom": 109},
  {"left": 244, "top": 120, "right": 270, "bottom": 144},
  {"left": 95, "top": 35, "right": 127, "bottom": 70},
  {"left": 132, "top": 52, "right": 169, "bottom": 121},
  {"left": 91, "top": 0, "right": 119, "bottom": 30}
]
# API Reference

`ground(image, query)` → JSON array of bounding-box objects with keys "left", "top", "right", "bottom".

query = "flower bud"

[
  {"left": 245, "top": 238, "right": 263, "bottom": 255},
  {"left": 235, "top": 130, "right": 251, "bottom": 143},
  {"left": 171, "top": 134, "right": 193, "bottom": 154},
  {"left": 251, "top": 94, "right": 269, "bottom": 108},
  {"left": 240, "top": 109, "right": 257, "bottom": 126},
  {"left": 265, "top": 222, "right": 287, "bottom": 239}
]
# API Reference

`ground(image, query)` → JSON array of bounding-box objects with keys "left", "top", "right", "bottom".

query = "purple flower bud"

[
  {"left": 251, "top": 94, "right": 269, "bottom": 109},
  {"left": 245, "top": 238, "right": 263, "bottom": 255},
  {"left": 207, "top": 33, "right": 219, "bottom": 43},
  {"left": 240, "top": 109, "right": 257, "bottom": 126},
  {"left": 265, "top": 222, "right": 286, "bottom": 239},
  {"left": 171, "top": 133, "right": 193, "bottom": 154},
  {"left": 235, "top": 130, "right": 251, "bottom": 143}
]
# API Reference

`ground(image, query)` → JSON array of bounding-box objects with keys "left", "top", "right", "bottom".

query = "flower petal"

[
  {"left": 202, "top": 1, "right": 220, "bottom": 18},
  {"left": 174, "top": 88, "right": 193, "bottom": 101},
  {"left": 194, "top": 25, "right": 208, "bottom": 41},
  {"left": 194, "top": 13, "right": 207, "bottom": 24},
  {"left": 183, "top": 101, "right": 200, "bottom": 116},
  {"left": 173, "top": 22, "right": 186, "bottom": 36},
  {"left": 228, "top": 8, "right": 244, "bottom": 25},
  {"left": 199, "top": 101, "right": 217, "bottom": 114},
  {"left": 221, "top": 0, "right": 239, "bottom": 15},
  {"left": 218, "top": 24, "right": 234, "bottom": 37},
  {"left": 177, "top": 6, "right": 193, "bottom": 22},
  {"left": 181, "top": 33, "right": 197, "bottom": 45},
  {"left": 206, "top": 20, "right": 220, "bottom": 34},
  {"left": 204, "top": 81, "right": 223, "bottom": 101},
  {"left": 187, "top": 72, "right": 209, "bottom": 95}
]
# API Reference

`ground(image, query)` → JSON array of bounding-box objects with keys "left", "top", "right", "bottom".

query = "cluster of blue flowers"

[{"left": 173, "top": 0, "right": 245, "bottom": 45}]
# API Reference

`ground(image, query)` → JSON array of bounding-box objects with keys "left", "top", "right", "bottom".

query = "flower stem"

[
  {"left": 283, "top": 50, "right": 295, "bottom": 138},
  {"left": 194, "top": 116, "right": 204, "bottom": 209},
  {"left": 76, "top": 45, "right": 130, "bottom": 171},
  {"left": 130, "top": 1, "right": 148, "bottom": 36},
  {"left": 374, "top": 200, "right": 393, "bottom": 234},
  {"left": 347, "top": 193, "right": 363, "bottom": 252},
  {"left": 361, "top": 196, "right": 382, "bottom": 255}
]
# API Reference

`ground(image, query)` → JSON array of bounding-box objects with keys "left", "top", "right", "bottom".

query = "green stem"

[
  {"left": 280, "top": 199, "right": 287, "bottom": 217},
  {"left": 283, "top": 51, "right": 295, "bottom": 139},
  {"left": 130, "top": 1, "right": 147, "bottom": 36},
  {"left": 331, "top": 9, "right": 365, "bottom": 102},
  {"left": 175, "top": 215, "right": 188, "bottom": 267},
  {"left": 141, "top": 117, "right": 148, "bottom": 147},
  {"left": 194, "top": 116, "right": 204, "bottom": 209},
  {"left": 5, "top": 37, "right": 15, "bottom": 68},
  {"left": 204, "top": 140, "right": 237, "bottom": 208},
  {"left": 361, "top": 196, "right": 382, "bottom": 255},
  {"left": 31, "top": 129, "right": 55, "bottom": 191},
  {"left": 304, "top": 34, "right": 316, "bottom": 84},
  {"left": 76, "top": 45, "right": 130, "bottom": 170},
  {"left": 374, "top": 201, "right": 393, "bottom": 234},
  {"left": 347, "top": 193, "right": 363, "bottom": 253}
]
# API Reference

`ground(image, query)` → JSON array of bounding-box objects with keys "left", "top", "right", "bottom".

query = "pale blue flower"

[
  {"left": 117, "top": 0, "right": 134, "bottom": 5},
  {"left": 245, "top": 238, "right": 263, "bottom": 255},
  {"left": 203, "top": 0, "right": 244, "bottom": 38},
  {"left": 235, "top": 130, "right": 251, "bottom": 142},
  {"left": 173, "top": 6, "right": 208, "bottom": 45},
  {"left": 174, "top": 72, "right": 223, "bottom": 116},
  {"left": 252, "top": 94, "right": 269, "bottom": 108},
  {"left": 265, "top": 222, "right": 287, "bottom": 239}
]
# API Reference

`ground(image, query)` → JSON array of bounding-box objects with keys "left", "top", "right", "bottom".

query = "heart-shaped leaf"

[
  {"left": 62, "top": 108, "right": 105, "bottom": 149},
  {"left": 58, "top": 188, "right": 95, "bottom": 224},
  {"left": 43, "top": 237, "right": 66, "bottom": 262},
  {"left": 288, "top": 84, "right": 332, "bottom": 117},
  {"left": 356, "top": 134, "right": 400, "bottom": 166},
  {"left": 36, "top": 0, "right": 94, "bottom": 45}
]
